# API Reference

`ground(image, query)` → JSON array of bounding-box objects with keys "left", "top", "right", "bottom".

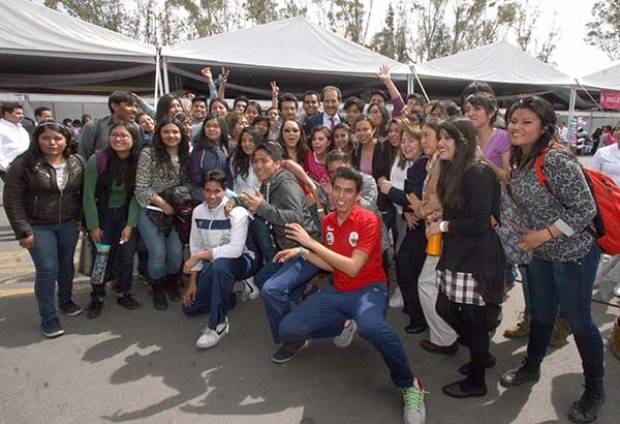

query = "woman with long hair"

[
  {"left": 244, "top": 101, "right": 262, "bottom": 123},
  {"left": 463, "top": 92, "right": 511, "bottom": 181},
  {"left": 191, "top": 113, "right": 229, "bottom": 200},
  {"left": 368, "top": 102, "right": 391, "bottom": 140},
  {"left": 209, "top": 98, "right": 229, "bottom": 118},
  {"left": 426, "top": 117, "right": 504, "bottom": 398},
  {"left": 135, "top": 117, "right": 192, "bottom": 311},
  {"left": 499, "top": 97, "right": 605, "bottom": 423},
  {"left": 3, "top": 122, "right": 85, "bottom": 337},
  {"left": 155, "top": 94, "right": 184, "bottom": 124},
  {"left": 229, "top": 126, "right": 261, "bottom": 195},
  {"left": 333, "top": 123, "right": 355, "bottom": 158},
  {"left": 278, "top": 119, "right": 308, "bottom": 166},
  {"left": 226, "top": 111, "right": 249, "bottom": 150},
  {"left": 306, "top": 126, "right": 333, "bottom": 183},
  {"left": 83, "top": 121, "right": 142, "bottom": 318}
]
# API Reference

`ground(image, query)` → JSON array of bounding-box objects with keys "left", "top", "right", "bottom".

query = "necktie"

[{"left": 329, "top": 115, "right": 336, "bottom": 129}]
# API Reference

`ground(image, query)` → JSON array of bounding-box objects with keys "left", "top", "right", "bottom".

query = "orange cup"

[{"left": 426, "top": 233, "right": 442, "bottom": 256}]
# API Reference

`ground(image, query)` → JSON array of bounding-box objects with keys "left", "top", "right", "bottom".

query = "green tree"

[
  {"left": 169, "top": 0, "right": 230, "bottom": 37},
  {"left": 585, "top": 0, "right": 620, "bottom": 60},
  {"left": 315, "top": 0, "right": 374, "bottom": 44},
  {"left": 368, "top": 4, "right": 396, "bottom": 58},
  {"left": 244, "top": 0, "right": 279, "bottom": 25}
]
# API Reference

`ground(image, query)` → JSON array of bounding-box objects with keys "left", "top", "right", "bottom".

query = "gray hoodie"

[{"left": 255, "top": 168, "right": 316, "bottom": 250}]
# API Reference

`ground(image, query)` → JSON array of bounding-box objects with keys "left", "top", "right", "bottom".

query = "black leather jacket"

[{"left": 3, "top": 154, "right": 85, "bottom": 239}]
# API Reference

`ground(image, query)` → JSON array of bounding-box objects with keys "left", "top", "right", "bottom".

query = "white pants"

[{"left": 417, "top": 255, "right": 458, "bottom": 346}]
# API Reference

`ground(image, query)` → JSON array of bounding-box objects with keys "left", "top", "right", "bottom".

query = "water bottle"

[{"left": 91, "top": 243, "right": 111, "bottom": 286}]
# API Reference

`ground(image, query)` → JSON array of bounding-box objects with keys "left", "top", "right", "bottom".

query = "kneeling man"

[
  {"left": 274, "top": 167, "right": 426, "bottom": 424},
  {"left": 183, "top": 170, "right": 258, "bottom": 348}
]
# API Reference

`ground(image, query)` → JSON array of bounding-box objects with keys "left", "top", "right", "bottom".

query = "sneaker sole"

[
  {"left": 271, "top": 341, "right": 309, "bottom": 364},
  {"left": 42, "top": 329, "right": 64, "bottom": 338},
  {"left": 61, "top": 309, "right": 83, "bottom": 317}
]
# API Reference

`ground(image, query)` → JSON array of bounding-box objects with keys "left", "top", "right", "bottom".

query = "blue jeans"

[
  {"left": 251, "top": 217, "right": 275, "bottom": 265},
  {"left": 90, "top": 207, "right": 137, "bottom": 298},
  {"left": 28, "top": 220, "right": 79, "bottom": 325},
  {"left": 256, "top": 257, "right": 320, "bottom": 343},
  {"left": 279, "top": 282, "right": 414, "bottom": 388},
  {"left": 183, "top": 255, "right": 258, "bottom": 329},
  {"left": 526, "top": 244, "right": 604, "bottom": 384},
  {"left": 137, "top": 209, "right": 183, "bottom": 280}
]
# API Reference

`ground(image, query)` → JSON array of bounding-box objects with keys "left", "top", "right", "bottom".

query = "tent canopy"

[
  {"left": 580, "top": 62, "right": 620, "bottom": 91},
  {"left": 0, "top": 0, "right": 156, "bottom": 93},
  {"left": 161, "top": 17, "right": 410, "bottom": 97},
  {"left": 414, "top": 41, "right": 577, "bottom": 99}
]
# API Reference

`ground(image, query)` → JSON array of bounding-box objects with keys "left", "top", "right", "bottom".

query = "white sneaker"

[
  {"left": 195, "top": 318, "right": 229, "bottom": 349},
  {"left": 402, "top": 378, "right": 426, "bottom": 424},
  {"left": 241, "top": 277, "right": 259, "bottom": 302},
  {"left": 334, "top": 319, "right": 357, "bottom": 348},
  {"left": 390, "top": 287, "right": 404, "bottom": 308}
]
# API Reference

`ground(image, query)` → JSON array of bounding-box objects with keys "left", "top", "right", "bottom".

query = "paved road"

[{"left": 1, "top": 154, "right": 619, "bottom": 424}]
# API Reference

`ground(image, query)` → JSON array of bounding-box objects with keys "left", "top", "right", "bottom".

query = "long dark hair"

[
  {"left": 437, "top": 117, "right": 477, "bottom": 211},
  {"left": 277, "top": 119, "right": 308, "bottom": 166},
  {"left": 24, "top": 121, "right": 74, "bottom": 168},
  {"left": 155, "top": 93, "right": 182, "bottom": 124},
  {"left": 368, "top": 102, "right": 391, "bottom": 137},
  {"left": 151, "top": 117, "right": 191, "bottom": 182},
  {"left": 232, "top": 126, "right": 262, "bottom": 180},
  {"left": 195, "top": 113, "right": 229, "bottom": 151},
  {"left": 506, "top": 96, "right": 557, "bottom": 172},
  {"left": 105, "top": 121, "right": 140, "bottom": 188}
]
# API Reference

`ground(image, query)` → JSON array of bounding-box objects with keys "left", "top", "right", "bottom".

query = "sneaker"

[
  {"left": 334, "top": 319, "right": 357, "bottom": 348},
  {"left": 196, "top": 318, "right": 229, "bottom": 349},
  {"left": 503, "top": 312, "right": 531, "bottom": 338},
  {"left": 117, "top": 293, "right": 141, "bottom": 310},
  {"left": 500, "top": 360, "right": 540, "bottom": 387},
  {"left": 389, "top": 287, "right": 404, "bottom": 308},
  {"left": 59, "top": 300, "right": 83, "bottom": 317},
  {"left": 41, "top": 318, "right": 64, "bottom": 338},
  {"left": 568, "top": 386, "right": 606, "bottom": 423},
  {"left": 241, "top": 277, "right": 259, "bottom": 302},
  {"left": 271, "top": 340, "right": 309, "bottom": 364},
  {"left": 86, "top": 299, "right": 104, "bottom": 319},
  {"left": 402, "top": 379, "right": 426, "bottom": 424}
]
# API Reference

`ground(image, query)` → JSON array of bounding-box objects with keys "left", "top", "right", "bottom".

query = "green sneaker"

[{"left": 402, "top": 379, "right": 426, "bottom": 424}]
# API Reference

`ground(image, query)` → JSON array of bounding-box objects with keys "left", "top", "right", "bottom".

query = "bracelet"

[
  {"left": 439, "top": 221, "right": 448, "bottom": 233},
  {"left": 546, "top": 228, "right": 554, "bottom": 241},
  {"left": 298, "top": 247, "right": 306, "bottom": 260},
  {"left": 316, "top": 208, "right": 325, "bottom": 213}
]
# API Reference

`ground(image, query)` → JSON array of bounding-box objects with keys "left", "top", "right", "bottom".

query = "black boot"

[
  {"left": 568, "top": 381, "right": 606, "bottom": 423},
  {"left": 152, "top": 278, "right": 168, "bottom": 311},
  {"left": 165, "top": 273, "right": 181, "bottom": 302}
]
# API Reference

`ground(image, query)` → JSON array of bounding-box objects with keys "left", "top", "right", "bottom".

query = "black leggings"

[
  {"left": 395, "top": 226, "right": 427, "bottom": 326},
  {"left": 436, "top": 290, "right": 497, "bottom": 384}
]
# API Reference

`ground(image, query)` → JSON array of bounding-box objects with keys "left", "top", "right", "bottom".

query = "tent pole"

[
  {"left": 154, "top": 45, "right": 161, "bottom": 102},
  {"left": 407, "top": 74, "right": 414, "bottom": 96},
  {"left": 568, "top": 84, "right": 577, "bottom": 142},
  {"left": 162, "top": 57, "right": 170, "bottom": 94},
  {"left": 410, "top": 64, "right": 430, "bottom": 102}
]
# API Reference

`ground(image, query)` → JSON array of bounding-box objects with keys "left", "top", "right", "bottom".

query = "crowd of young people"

[{"left": 1, "top": 65, "right": 616, "bottom": 424}]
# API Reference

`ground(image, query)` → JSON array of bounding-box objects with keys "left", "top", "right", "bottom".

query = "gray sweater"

[{"left": 255, "top": 169, "right": 307, "bottom": 250}]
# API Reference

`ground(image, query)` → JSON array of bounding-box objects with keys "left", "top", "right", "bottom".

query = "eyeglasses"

[{"left": 111, "top": 133, "right": 131, "bottom": 140}]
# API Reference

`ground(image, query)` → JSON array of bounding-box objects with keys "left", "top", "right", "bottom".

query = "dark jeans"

[
  {"left": 137, "top": 209, "right": 183, "bottom": 280},
  {"left": 28, "top": 220, "right": 79, "bottom": 325},
  {"left": 90, "top": 207, "right": 137, "bottom": 299},
  {"left": 526, "top": 244, "right": 604, "bottom": 385},
  {"left": 251, "top": 217, "right": 275, "bottom": 265},
  {"left": 396, "top": 226, "right": 427, "bottom": 326},
  {"left": 255, "top": 257, "right": 320, "bottom": 343},
  {"left": 436, "top": 290, "right": 494, "bottom": 384},
  {"left": 183, "top": 254, "right": 258, "bottom": 329},
  {"left": 280, "top": 282, "right": 415, "bottom": 388}
]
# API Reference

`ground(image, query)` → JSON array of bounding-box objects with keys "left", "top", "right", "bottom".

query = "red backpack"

[{"left": 535, "top": 144, "right": 620, "bottom": 255}]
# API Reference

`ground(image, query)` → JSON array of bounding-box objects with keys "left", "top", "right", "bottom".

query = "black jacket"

[{"left": 3, "top": 153, "right": 85, "bottom": 239}]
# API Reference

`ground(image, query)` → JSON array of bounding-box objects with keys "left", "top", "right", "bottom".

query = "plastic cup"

[{"left": 426, "top": 233, "right": 442, "bottom": 256}]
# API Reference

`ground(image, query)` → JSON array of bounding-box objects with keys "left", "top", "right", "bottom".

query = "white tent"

[
  {"left": 161, "top": 17, "right": 410, "bottom": 97},
  {"left": 412, "top": 40, "right": 582, "bottom": 103},
  {"left": 0, "top": 0, "right": 157, "bottom": 93},
  {"left": 580, "top": 62, "right": 620, "bottom": 91}
]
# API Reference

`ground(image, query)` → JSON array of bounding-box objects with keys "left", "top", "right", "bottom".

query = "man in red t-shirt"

[{"left": 273, "top": 167, "right": 426, "bottom": 424}]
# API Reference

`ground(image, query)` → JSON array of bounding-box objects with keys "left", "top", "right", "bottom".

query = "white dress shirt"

[
  {"left": 592, "top": 143, "right": 620, "bottom": 185},
  {"left": 0, "top": 118, "right": 30, "bottom": 171}
]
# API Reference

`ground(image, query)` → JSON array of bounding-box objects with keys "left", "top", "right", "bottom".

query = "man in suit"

[{"left": 304, "top": 86, "right": 346, "bottom": 135}]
